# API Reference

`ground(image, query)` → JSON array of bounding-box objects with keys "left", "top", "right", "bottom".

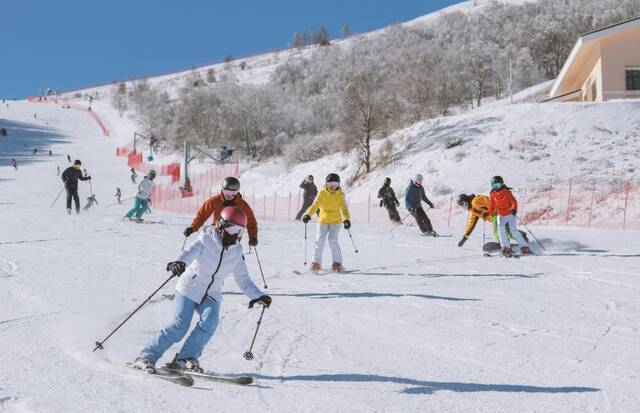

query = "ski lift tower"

[{"left": 183, "top": 140, "right": 226, "bottom": 187}]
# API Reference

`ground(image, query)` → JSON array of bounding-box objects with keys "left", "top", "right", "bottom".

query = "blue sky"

[{"left": 1, "top": 0, "right": 460, "bottom": 98}]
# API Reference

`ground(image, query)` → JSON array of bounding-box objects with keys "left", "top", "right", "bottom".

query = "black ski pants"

[
  {"left": 384, "top": 204, "right": 401, "bottom": 223},
  {"left": 409, "top": 207, "right": 433, "bottom": 234},
  {"left": 295, "top": 198, "right": 318, "bottom": 220},
  {"left": 66, "top": 188, "right": 80, "bottom": 211}
]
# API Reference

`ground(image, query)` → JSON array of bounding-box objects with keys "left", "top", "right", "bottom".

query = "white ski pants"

[
  {"left": 313, "top": 223, "right": 342, "bottom": 264},
  {"left": 497, "top": 214, "right": 529, "bottom": 249}
]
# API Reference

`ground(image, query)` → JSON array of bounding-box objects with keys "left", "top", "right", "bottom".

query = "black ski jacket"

[
  {"left": 299, "top": 180, "right": 318, "bottom": 202},
  {"left": 378, "top": 185, "right": 399, "bottom": 207},
  {"left": 62, "top": 166, "right": 90, "bottom": 191}
]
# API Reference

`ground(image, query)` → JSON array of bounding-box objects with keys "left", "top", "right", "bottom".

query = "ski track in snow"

[{"left": 1, "top": 102, "right": 640, "bottom": 412}]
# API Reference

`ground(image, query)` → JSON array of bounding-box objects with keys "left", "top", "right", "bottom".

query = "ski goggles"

[
  {"left": 491, "top": 182, "right": 503, "bottom": 190},
  {"left": 414, "top": 179, "right": 423, "bottom": 185},
  {"left": 222, "top": 189, "right": 238, "bottom": 198},
  {"left": 220, "top": 222, "right": 244, "bottom": 236},
  {"left": 326, "top": 182, "right": 339, "bottom": 190}
]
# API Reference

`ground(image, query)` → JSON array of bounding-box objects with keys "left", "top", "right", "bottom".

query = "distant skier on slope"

[
  {"left": 115, "top": 188, "right": 122, "bottom": 204},
  {"left": 61, "top": 160, "right": 91, "bottom": 214},
  {"left": 130, "top": 167, "right": 138, "bottom": 184},
  {"left": 133, "top": 206, "right": 271, "bottom": 374},
  {"left": 295, "top": 175, "right": 318, "bottom": 221},
  {"left": 11, "top": 158, "right": 18, "bottom": 170},
  {"left": 302, "top": 173, "right": 351, "bottom": 272},
  {"left": 404, "top": 174, "right": 437, "bottom": 237},
  {"left": 455, "top": 193, "right": 528, "bottom": 247},
  {"left": 484, "top": 176, "right": 531, "bottom": 255},
  {"left": 124, "top": 170, "right": 156, "bottom": 222},
  {"left": 378, "top": 177, "right": 401, "bottom": 224},
  {"left": 182, "top": 177, "right": 259, "bottom": 248}
]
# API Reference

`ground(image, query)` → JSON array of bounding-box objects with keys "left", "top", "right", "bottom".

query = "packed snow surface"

[{"left": 1, "top": 101, "right": 639, "bottom": 412}]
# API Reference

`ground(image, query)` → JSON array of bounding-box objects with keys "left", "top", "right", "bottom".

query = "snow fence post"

[
  {"left": 546, "top": 183, "right": 553, "bottom": 226},
  {"left": 565, "top": 179, "right": 573, "bottom": 226},
  {"left": 447, "top": 194, "right": 453, "bottom": 228},
  {"left": 588, "top": 183, "right": 596, "bottom": 227},
  {"left": 368, "top": 192, "right": 371, "bottom": 224},
  {"left": 622, "top": 182, "right": 631, "bottom": 230}
]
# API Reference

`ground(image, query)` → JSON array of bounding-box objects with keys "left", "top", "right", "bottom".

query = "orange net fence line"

[
  {"left": 148, "top": 181, "right": 639, "bottom": 230},
  {"left": 27, "top": 96, "right": 110, "bottom": 136}
]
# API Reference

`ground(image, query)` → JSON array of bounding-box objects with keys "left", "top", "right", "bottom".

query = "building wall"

[
  {"left": 600, "top": 26, "right": 640, "bottom": 100},
  {"left": 580, "top": 58, "right": 603, "bottom": 102}
]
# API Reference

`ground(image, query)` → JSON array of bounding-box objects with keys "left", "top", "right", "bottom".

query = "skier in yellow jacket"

[
  {"left": 302, "top": 173, "right": 351, "bottom": 272},
  {"left": 456, "top": 193, "right": 528, "bottom": 247}
]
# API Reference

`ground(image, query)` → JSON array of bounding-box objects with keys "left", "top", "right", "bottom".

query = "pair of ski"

[
  {"left": 293, "top": 269, "right": 359, "bottom": 276},
  {"left": 127, "top": 362, "right": 253, "bottom": 387}
]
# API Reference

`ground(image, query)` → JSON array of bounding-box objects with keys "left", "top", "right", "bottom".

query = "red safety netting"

[{"left": 27, "top": 96, "right": 110, "bottom": 136}]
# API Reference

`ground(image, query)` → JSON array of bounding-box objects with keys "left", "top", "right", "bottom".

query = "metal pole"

[{"left": 49, "top": 186, "right": 65, "bottom": 208}]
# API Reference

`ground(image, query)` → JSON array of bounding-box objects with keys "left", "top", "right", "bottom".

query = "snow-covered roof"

[{"left": 550, "top": 15, "right": 640, "bottom": 98}]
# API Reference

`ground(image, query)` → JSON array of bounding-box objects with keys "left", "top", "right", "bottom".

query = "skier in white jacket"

[
  {"left": 124, "top": 170, "right": 155, "bottom": 222},
  {"left": 134, "top": 206, "right": 271, "bottom": 373}
]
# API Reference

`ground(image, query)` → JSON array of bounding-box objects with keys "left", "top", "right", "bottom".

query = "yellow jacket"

[
  {"left": 305, "top": 186, "right": 350, "bottom": 225},
  {"left": 464, "top": 194, "right": 492, "bottom": 237}
]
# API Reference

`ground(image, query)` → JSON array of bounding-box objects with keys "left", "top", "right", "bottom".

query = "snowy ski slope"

[{"left": 1, "top": 99, "right": 639, "bottom": 412}]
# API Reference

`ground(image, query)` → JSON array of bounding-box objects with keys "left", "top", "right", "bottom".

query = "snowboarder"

[
  {"left": 183, "top": 177, "right": 259, "bottom": 248},
  {"left": 295, "top": 175, "right": 318, "bottom": 221},
  {"left": 404, "top": 174, "right": 437, "bottom": 236},
  {"left": 455, "top": 193, "right": 528, "bottom": 247},
  {"left": 484, "top": 176, "right": 531, "bottom": 255},
  {"left": 378, "top": 177, "right": 401, "bottom": 223},
  {"left": 124, "top": 170, "right": 156, "bottom": 222},
  {"left": 62, "top": 160, "right": 91, "bottom": 214},
  {"left": 130, "top": 167, "right": 138, "bottom": 184},
  {"left": 115, "top": 188, "right": 122, "bottom": 204},
  {"left": 11, "top": 159, "right": 17, "bottom": 170},
  {"left": 302, "top": 173, "right": 351, "bottom": 272},
  {"left": 133, "top": 206, "right": 271, "bottom": 374}
]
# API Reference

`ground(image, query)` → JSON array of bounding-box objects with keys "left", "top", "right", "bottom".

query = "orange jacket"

[
  {"left": 487, "top": 187, "right": 518, "bottom": 217},
  {"left": 190, "top": 193, "right": 258, "bottom": 239}
]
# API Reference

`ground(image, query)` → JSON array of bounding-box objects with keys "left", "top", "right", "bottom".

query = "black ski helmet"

[
  {"left": 491, "top": 176, "right": 504, "bottom": 186},
  {"left": 384, "top": 177, "right": 391, "bottom": 185},
  {"left": 73, "top": 159, "right": 82, "bottom": 166},
  {"left": 148, "top": 169, "right": 157, "bottom": 179},
  {"left": 326, "top": 173, "right": 340, "bottom": 183},
  {"left": 456, "top": 193, "right": 472, "bottom": 208},
  {"left": 221, "top": 176, "right": 240, "bottom": 191}
]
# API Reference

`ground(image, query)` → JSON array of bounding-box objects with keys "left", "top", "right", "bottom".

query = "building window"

[{"left": 626, "top": 70, "right": 640, "bottom": 90}]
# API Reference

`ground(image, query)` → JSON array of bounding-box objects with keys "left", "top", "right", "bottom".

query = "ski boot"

[
  {"left": 166, "top": 354, "right": 203, "bottom": 373},
  {"left": 133, "top": 357, "right": 157, "bottom": 374},
  {"left": 310, "top": 262, "right": 321, "bottom": 272},
  {"left": 67, "top": 209, "right": 71, "bottom": 215},
  {"left": 424, "top": 230, "right": 439, "bottom": 237},
  {"left": 520, "top": 246, "right": 532, "bottom": 255},
  {"left": 331, "top": 262, "right": 344, "bottom": 273},
  {"left": 501, "top": 246, "right": 514, "bottom": 256},
  {"left": 132, "top": 217, "right": 143, "bottom": 223}
]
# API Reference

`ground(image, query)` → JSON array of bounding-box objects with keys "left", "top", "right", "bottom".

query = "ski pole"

[
  {"left": 181, "top": 235, "right": 188, "bottom": 251},
  {"left": 243, "top": 306, "right": 267, "bottom": 360},
  {"left": 347, "top": 228, "right": 359, "bottom": 254},
  {"left": 89, "top": 180, "right": 94, "bottom": 196},
  {"left": 482, "top": 220, "right": 486, "bottom": 250},
  {"left": 523, "top": 224, "right": 545, "bottom": 250},
  {"left": 390, "top": 213, "right": 411, "bottom": 234},
  {"left": 93, "top": 274, "right": 176, "bottom": 352},
  {"left": 253, "top": 247, "right": 268, "bottom": 289},
  {"left": 49, "top": 186, "right": 65, "bottom": 208},
  {"left": 303, "top": 223, "right": 308, "bottom": 266}
]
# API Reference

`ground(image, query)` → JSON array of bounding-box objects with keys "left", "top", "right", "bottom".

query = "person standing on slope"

[
  {"left": 378, "top": 177, "right": 401, "bottom": 224},
  {"left": 61, "top": 160, "right": 91, "bottom": 214},
  {"left": 455, "top": 193, "right": 528, "bottom": 247},
  {"left": 302, "top": 173, "right": 351, "bottom": 272},
  {"left": 404, "top": 174, "right": 437, "bottom": 236},
  {"left": 295, "top": 175, "right": 318, "bottom": 221},
  {"left": 134, "top": 206, "right": 271, "bottom": 373},
  {"left": 484, "top": 176, "right": 531, "bottom": 255},
  {"left": 124, "top": 170, "right": 156, "bottom": 222},
  {"left": 11, "top": 159, "right": 18, "bottom": 170},
  {"left": 183, "top": 177, "right": 259, "bottom": 248}
]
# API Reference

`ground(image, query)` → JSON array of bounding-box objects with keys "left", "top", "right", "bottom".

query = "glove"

[
  {"left": 249, "top": 238, "right": 258, "bottom": 247},
  {"left": 511, "top": 209, "right": 517, "bottom": 216},
  {"left": 249, "top": 295, "right": 272, "bottom": 309},
  {"left": 183, "top": 227, "right": 194, "bottom": 237},
  {"left": 396, "top": 201, "right": 400, "bottom": 207},
  {"left": 343, "top": 220, "right": 351, "bottom": 230},
  {"left": 427, "top": 202, "right": 435, "bottom": 209},
  {"left": 457, "top": 236, "right": 468, "bottom": 247},
  {"left": 166, "top": 261, "right": 186, "bottom": 277},
  {"left": 302, "top": 215, "right": 311, "bottom": 224},
  {"left": 86, "top": 176, "right": 92, "bottom": 180}
]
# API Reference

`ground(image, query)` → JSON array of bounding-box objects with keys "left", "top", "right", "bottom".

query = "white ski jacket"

[
  {"left": 174, "top": 226, "right": 263, "bottom": 304},
  {"left": 136, "top": 177, "right": 154, "bottom": 200}
]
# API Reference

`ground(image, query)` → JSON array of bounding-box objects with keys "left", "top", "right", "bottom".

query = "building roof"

[{"left": 549, "top": 16, "right": 640, "bottom": 98}]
